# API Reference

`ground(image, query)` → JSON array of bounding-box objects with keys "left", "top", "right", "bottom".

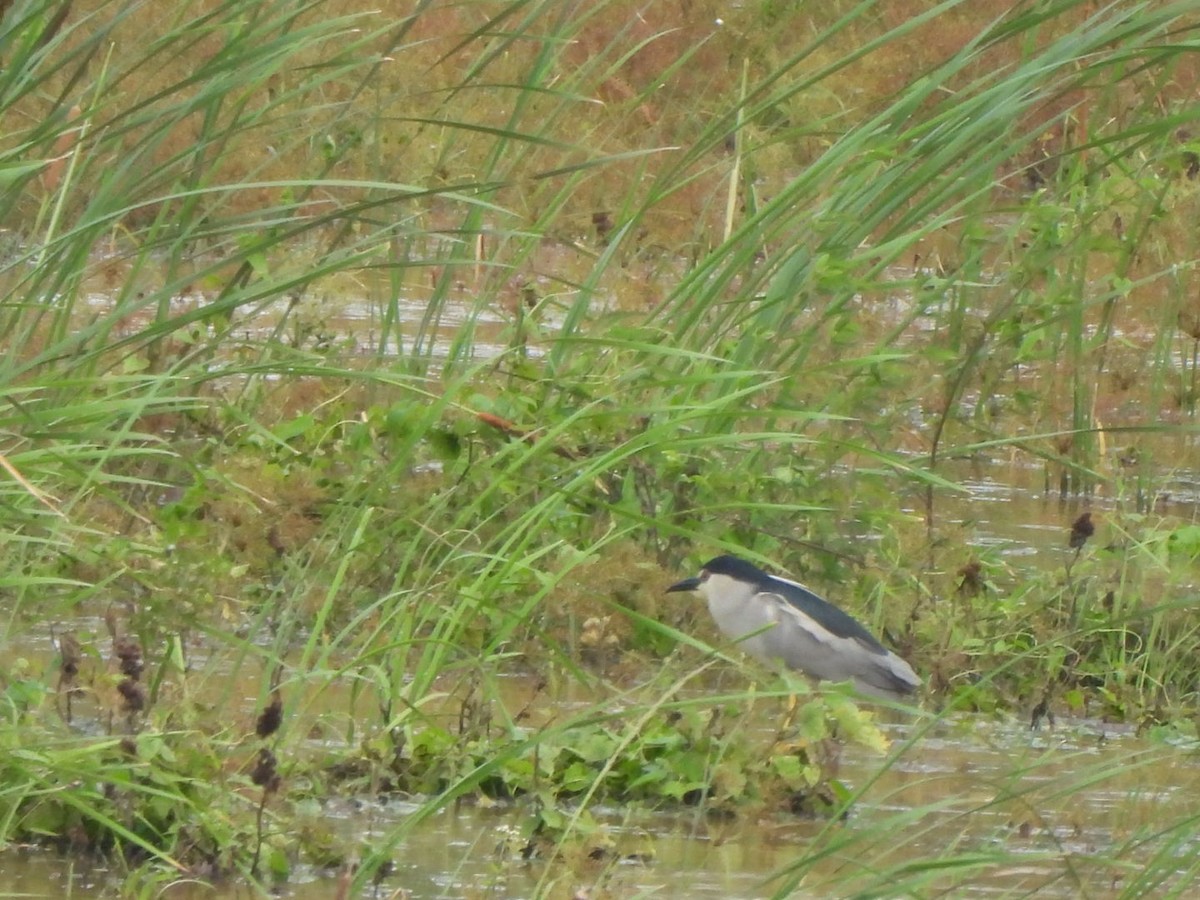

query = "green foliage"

[
  {"left": 337, "top": 692, "right": 861, "bottom": 814},
  {"left": 0, "top": 0, "right": 1198, "bottom": 896}
]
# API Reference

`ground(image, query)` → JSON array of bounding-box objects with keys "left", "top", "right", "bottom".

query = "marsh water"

[
  {"left": 6, "top": 288, "right": 1200, "bottom": 898},
  {"left": 4, "top": 712, "right": 1198, "bottom": 898}
]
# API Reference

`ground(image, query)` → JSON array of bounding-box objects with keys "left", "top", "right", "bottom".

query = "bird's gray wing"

[
  {"left": 759, "top": 591, "right": 884, "bottom": 660},
  {"left": 764, "top": 591, "right": 919, "bottom": 696},
  {"left": 765, "top": 581, "right": 889, "bottom": 655}
]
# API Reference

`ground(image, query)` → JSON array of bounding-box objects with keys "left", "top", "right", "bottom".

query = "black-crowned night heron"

[{"left": 667, "top": 554, "right": 920, "bottom": 701}]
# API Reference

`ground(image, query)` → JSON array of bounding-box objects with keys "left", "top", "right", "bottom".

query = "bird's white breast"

[{"left": 700, "top": 573, "right": 778, "bottom": 643}]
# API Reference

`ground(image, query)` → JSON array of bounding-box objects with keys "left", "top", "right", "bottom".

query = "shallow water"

[
  {"left": 3, "top": 703, "right": 1196, "bottom": 899},
  {"left": 374, "top": 717, "right": 1198, "bottom": 900}
]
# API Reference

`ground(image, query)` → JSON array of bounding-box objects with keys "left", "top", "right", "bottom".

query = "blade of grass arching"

[
  {"left": 54, "top": 17, "right": 407, "bottom": 281},
  {"left": 2, "top": 177, "right": 515, "bottom": 377},
  {"left": 312, "top": 356, "right": 827, "bottom": 671},
  {"left": 4, "top": 737, "right": 191, "bottom": 873},
  {"left": 640, "top": 0, "right": 968, "bottom": 206},
  {"left": 245, "top": 358, "right": 518, "bottom": 693},
  {"left": 412, "top": 20, "right": 700, "bottom": 352},
  {"left": 293, "top": 506, "right": 378, "bottom": 678},
  {"left": 83, "top": 1, "right": 381, "bottom": 136},
  {"left": 403, "top": 3, "right": 721, "bottom": 369},
  {"left": 407, "top": 13, "right": 625, "bottom": 373},
  {"left": 0, "top": 447, "right": 63, "bottom": 517},
  {"left": 646, "top": 2, "right": 1198, "bottom": 516},
  {"left": 56, "top": 16, "right": 376, "bottom": 196},
  {"left": 408, "top": 341, "right": 969, "bottom": 588},
  {"left": 654, "top": 0, "right": 1186, "bottom": 359},
  {"left": 1114, "top": 811, "right": 1200, "bottom": 898},
  {"left": 652, "top": 2, "right": 972, "bottom": 251},
  {"left": 1, "top": 5, "right": 423, "bottom": 370},
  {"left": 0, "top": 2, "right": 116, "bottom": 122}
]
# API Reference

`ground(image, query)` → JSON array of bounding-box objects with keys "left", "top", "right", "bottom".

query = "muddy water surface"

[{"left": 5, "top": 714, "right": 1195, "bottom": 898}]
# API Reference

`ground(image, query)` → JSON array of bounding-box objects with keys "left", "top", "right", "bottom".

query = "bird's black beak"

[{"left": 666, "top": 576, "right": 701, "bottom": 593}]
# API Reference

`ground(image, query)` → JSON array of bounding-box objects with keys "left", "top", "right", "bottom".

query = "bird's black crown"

[{"left": 701, "top": 555, "right": 771, "bottom": 584}]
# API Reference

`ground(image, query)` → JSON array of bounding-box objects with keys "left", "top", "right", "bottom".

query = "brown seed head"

[
  {"left": 256, "top": 691, "right": 284, "bottom": 739},
  {"left": 956, "top": 560, "right": 984, "bottom": 596},
  {"left": 251, "top": 748, "right": 281, "bottom": 794},
  {"left": 57, "top": 632, "right": 83, "bottom": 679},
  {"left": 1069, "top": 512, "right": 1095, "bottom": 549},
  {"left": 114, "top": 635, "right": 144, "bottom": 680},
  {"left": 117, "top": 678, "right": 146, "bottom": 713}
]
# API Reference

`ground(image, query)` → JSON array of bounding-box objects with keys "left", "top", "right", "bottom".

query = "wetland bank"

[{"left": 2, "top": 1, "right": 1200, "bottom": 897}]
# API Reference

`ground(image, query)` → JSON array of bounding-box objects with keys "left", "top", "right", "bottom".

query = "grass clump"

[{"left": 1, "top": 0, "right": 1199, "bottom": 896}]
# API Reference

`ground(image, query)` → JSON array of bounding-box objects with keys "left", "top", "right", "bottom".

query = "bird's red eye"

[{"left": 699, "top": 571, "right": 711, "bottom": 582}]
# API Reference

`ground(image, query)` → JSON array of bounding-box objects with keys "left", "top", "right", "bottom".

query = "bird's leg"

[
  {"left": 779, "top": 691, "right": 800, "bottom": 737},
  {"left": 771, "top": 673, "right": 813, "bottom": 750}
]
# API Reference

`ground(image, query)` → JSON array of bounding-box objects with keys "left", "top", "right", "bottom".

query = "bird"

[{"left": 667, "top": 554, "right": 920, "bottom": 701}]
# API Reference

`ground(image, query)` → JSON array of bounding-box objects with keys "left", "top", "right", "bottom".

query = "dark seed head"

[
  {"left": 1069, "top": 512, "right": 1095, "bottom": 549},
  {"left": 57, "top": 632, "right": 82, "bottom": 679},
  {"left": 117, "top": 678, "right": 146, "bottom": 713},
  {"left": 956, "top": 560, "right": 984, "bottom": 596},
  {"left": 256, "top": 691, "right": 283, "bottom": 739},
  {"left": 251, "top": 748, "right": 281, "bottom": 794},
  {"left": 114, "top": 635, "right": 144, "bottom": 680}
]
